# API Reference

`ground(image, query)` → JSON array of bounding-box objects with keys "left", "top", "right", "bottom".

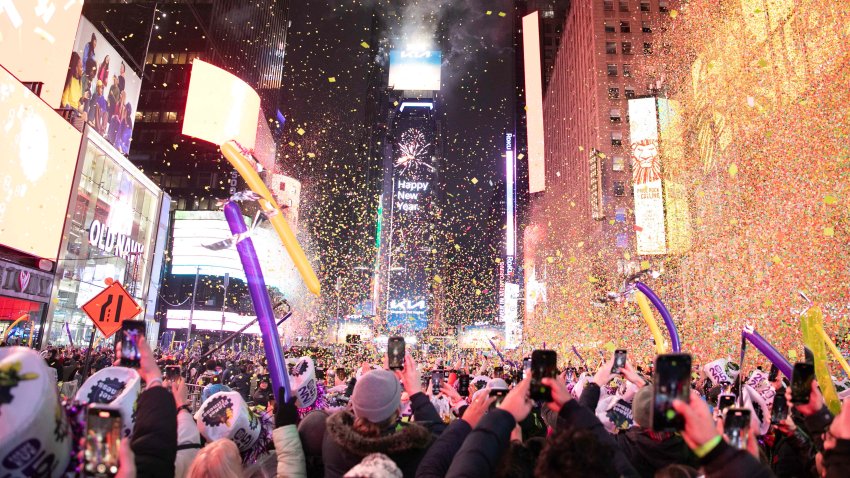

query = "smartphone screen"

[
  {"left": 717, "top": 393, "right": 736, "bottom": 413},
  {"left": 119, "top": 320, "right": 145, "bottom": 368},
  {"left": 652, "top": 353, "right": 692, "bottom": 431},
  {"left": 522, "top": 357, "right": 531, "bottom": 370},
  {"left": 530, "top": 349, "right": 557, "bottom": 401},
  {"left": 85, "top": 407, "right": 122, "bottom": 477},
  {"left": 771, "top": 393, "right": 788, "bottom": 424},
  {"left": 566, "top": 367, "right": 576, "bottom": 382},
  {"left": 431, "top": 370, "right": 443, "bottom": 395},
  {"left": 388, "top": 336, "right": 405, "bottom": 370},
  {"left": 768, "top": 364, "right": 779, "bottom": 383},
  {"left": 165, "top": 365, "right": 181, "bottom": 380},
  {"left": 612, "top": 349, "right": 627, "bottom": 374},
  {"left": 493, "top": 366, "right": 504, "bottom": 378},
  {"left": 458, "top": 374, "right": 470, "bottom": 397},
  {"left": 791, "top": 362, "right": 815, "bottom": 404},
  {"left": 724, "top": 408, "right": 751, "bottom": 450},
  {"left": 489, "top": 388, "right": 508, "bottom": 410}
]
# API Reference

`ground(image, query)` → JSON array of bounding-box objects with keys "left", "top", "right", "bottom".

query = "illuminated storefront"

[
  {"left": 0, "top": 260, "right": 54, "bottom": 345},
  {"left": 44, "top": 126, "right": 169, "bottom": 346}
]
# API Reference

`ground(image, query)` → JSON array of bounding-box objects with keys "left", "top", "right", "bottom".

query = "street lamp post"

[
  {"left": 186, "top": 266, "right": 200, "bottom": 350},
  {"left": 220, "top": 273, "right": 230, "bottom": 334}
]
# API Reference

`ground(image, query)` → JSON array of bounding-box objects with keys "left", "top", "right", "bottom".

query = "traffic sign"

[{"left": 82, "top": 281, "right": 142, "bottom": 338}]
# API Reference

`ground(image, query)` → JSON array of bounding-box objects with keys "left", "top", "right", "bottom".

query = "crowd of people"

[{"left": 3, "top": 335, "right": 846, "bottom": 478}]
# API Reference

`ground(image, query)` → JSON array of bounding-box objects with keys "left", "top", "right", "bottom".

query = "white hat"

[
  {"left": 703, "top": 359, "right": 732, "bottom": 385},
  {"left": 76, "top": 366, "right": 141, "bottom": 438},
  {"left": 0, "top": 347, "right": 72, "bottom": 478},
  {"left": 286, "top": 356, "right": 318, "bottom": 408},
  {"left": 195, "top": 391, "right": 261, "bottom": 454}
]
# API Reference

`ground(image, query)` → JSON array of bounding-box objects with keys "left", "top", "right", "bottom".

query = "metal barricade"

[{"left": 185, "top": 383, "right": 205, "bottom": 411}]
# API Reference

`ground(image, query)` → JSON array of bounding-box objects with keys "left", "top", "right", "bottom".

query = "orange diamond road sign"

[{"left": 82, "top": 282, "right": 142, "bottom": 338}]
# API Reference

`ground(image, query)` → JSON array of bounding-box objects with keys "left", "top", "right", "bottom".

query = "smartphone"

[
  {"left": 724, "top": 408, "right": 751, "bottom": 450},
  {"left": 84, "top": 406, "right": 122, "bottom": 477},
  {"left": 768, "top": 364, "right": 779, "bottom": 383},
  {"left": 612, "top": 349, "right": 627, "bottom": 374},
  {"left": 489, "top": 388, "right": 508, "bottom": 410},
  {"left": 119, "top": 320, "right": 146, "bottom": 368},
  {"left": 566, "top": 367, "right": 577, "bottom": 382},
  {"left": 652, "top": 353, "right": 692, "bottom": 431},
  {"left": 771, "top": 393, "right": 789, "bottom": 424},
  {"left": 493, "top": 366, "right": 504, "bottom": 378},
  {"left": 388, "top": 336, "right": 405, "bottom": 370},
  {"left": 717, "top": 393, "right": 736, "bottom": 413},
  {"left": 790, "top": 362, "right": 815, "bottom": 404},
  {"left": 458, "top": 374, "right": 470, "bottom": 397},
  {"left": 165, "top": 365, "right": 181, "bottom": 380},
  {"left": 522, "top": 357, "right": 531, "bottom": 370},
  {"left": 431, "top": 370, "right": 443, "bottom": 396},
  {"left": 530, "top": 349, "right": 557, "bottom": 401}
]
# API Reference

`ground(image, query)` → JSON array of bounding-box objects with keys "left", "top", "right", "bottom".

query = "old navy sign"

[
  {"left": 0, "top": 259, "right": 54, "bottom": 303},
  {"left": 88, "top": 219, "right": 144, "bottom": 260}
]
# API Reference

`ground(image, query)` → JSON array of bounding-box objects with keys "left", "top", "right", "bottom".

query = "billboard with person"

[{"left": 63, "top": 16, "right": 141, "bottom": 155}]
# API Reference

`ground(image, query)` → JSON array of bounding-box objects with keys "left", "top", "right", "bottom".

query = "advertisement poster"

[
  {"left": 628, "top": 98, "right": 667, "bottom": 255},
  {"left": 388, "top": 50, "right": 441, "bottom": 91},
  {"left": 63, "top": 16, "right": 141, "bottom": 154}
]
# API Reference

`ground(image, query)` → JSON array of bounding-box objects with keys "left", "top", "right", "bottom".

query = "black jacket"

[
  {"left": 613, "top": 428, "right": 698, "bottom": 478},
  {"left": 131, "top": 385, "right": 177, "bottom": 478},
  {"left": 823, "top": 439, "right": 850, "bottom": 478},
  {"left": 322, "top": 392, "right": 445, "bottom": 478},
  {"left": 766, "top": 428, "right": 813, "bottom": 478},
  {"left": 557, "top": 400, "right": 640, "bottom": 478},
  {"left": 445, "top": 408, "right": 516, "bottom": 478},
  {"left": 699, "top": 440, "right": 776, "bottom": 478},
  {"left": 416, "top": 418, "right": 472, "bottom": 478}
]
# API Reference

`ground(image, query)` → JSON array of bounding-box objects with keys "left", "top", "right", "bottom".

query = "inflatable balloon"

[
  {"left": 634, "top": 282, "right": 680, "bottom": 352},
  {"left": 220, "top": 141, "right": 320, "bottom": 296},
  {"left": 800, "top": 306, "right": 842, "bottom": 415},
  {"left": 224, "top": 201, "right": 291, "bottom": 403},
  {"left": 741, "top": 326, "right": 792, "bottom": 379},
  {"left": 635, "top": 291, "right": 666, "bottom": 355},
  {"left": 2, "top": 314, "right": 28, "bottom": 342}
]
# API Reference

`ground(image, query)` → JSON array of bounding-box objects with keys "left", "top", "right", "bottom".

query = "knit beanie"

[
  {"left": 343, "top": 453, "right": 402, "bottom": 478},
  {"left": 351, "top": 369, "right": 402, "bottom": 423}
]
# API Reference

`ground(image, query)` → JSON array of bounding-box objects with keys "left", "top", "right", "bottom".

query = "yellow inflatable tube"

[
  {"left": 220, "top": 141, "right": 321, "bottom": 296},
  {"left": 636, "top": 291, "right": 666, "bottom": 355},
  {"left": 3, "top": 314, "right": 29, "bottom": 342},
  {"left": 800, "top": 306, "right": 841, "bottom": 415}
]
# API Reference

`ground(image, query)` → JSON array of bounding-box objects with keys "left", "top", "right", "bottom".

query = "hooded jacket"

[{"left": 613, "top": 427, "right": 699, "bottom": 478}]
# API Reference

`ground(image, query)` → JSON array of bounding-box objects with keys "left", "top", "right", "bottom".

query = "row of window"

[
  {"left": 604, "top": 21, "right": 652, "bottom": 33},
  {"left": 135, "top": 111, "right": 180, "bottom": 123},
  {"left": 604, "top": 0, "right": 669, "bottom": 13},
  {"left": 145, "top": 52, "right": 203, "bottom": 66},
  {"left": 607, "top": 63, "right": 632, "bottom": 77},
  {"left": 606, "top": 41, "right": 652, "bottom": 55},
  {"left": 608, "top": 86, "right": 636, "bottom": 99}
]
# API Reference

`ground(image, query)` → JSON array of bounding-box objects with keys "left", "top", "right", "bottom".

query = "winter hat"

[
  {"left": 343, "top": 453, "right": 403, "bottom": 478},
  {"left": 833, "top": 376, "right": 850, "bottom": 400},
  {"left": 287, "top": 356, "right": 318, "bottom": 408},
  {"left": 201, "top": 383, "right": 232, "bottom": 403},
  {"left": 472, "top": 375, "right": 490, "bottom": 390},
  {"left": 351, "top": 369, "right": 402, "bottom": 423},
  {"left": 0, "top": 347, "right": 72, "bottom": 478},
  {"left": 76, "top": 366, "right": 141, "bottom": 437},
  {"left": 632, "top": 386, "right": 652, "bottom": 428},
  {"left": 487, "top": 378, "right": 509, "bottom": 390},
  {"left": 195, "top": 391, "right": 263, "bottom": 455}
]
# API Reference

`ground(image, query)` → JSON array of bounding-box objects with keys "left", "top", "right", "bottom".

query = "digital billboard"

[
  {"left": 504, "top": 282, "right": 521, "bottom": 349},
  {"left": 388, "top": 50, "right": 441, "bottom": 91},
  {"left": 628, "top": 97, "right": 667, "bottom": 255},
  {"left": 183, "top": 59, "right": 260, "bottom": 149},
  {"left": 522, "top": 12, "right": 546, "bottom": 193},
  {"left": 64, "top": 17, "right": 142, "bottom": 155},
  {"left": 0, "top": 0, "right": 83, "bottom": 107},
  {"left": 0, "top": 66, "right": 81, "bottom": 259}
]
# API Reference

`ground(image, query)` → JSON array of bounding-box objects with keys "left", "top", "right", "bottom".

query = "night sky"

[{"left": 280, "top": 0, "right": 517, "bottom": 320}]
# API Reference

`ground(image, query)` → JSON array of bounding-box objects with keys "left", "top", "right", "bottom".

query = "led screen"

[
  {"left": 182, "top": 59, "right": 260, "bottom": 149},
  {"left": 0, "top": 0, "right": 84, "bottom": 107},
  {"left": 388, "top": 50, "right": 441, "bottom": 91},
  {"left": 522, "top": 13, "right": 546, "bottom": 193},
  {"left": 0, "top": 66, "right": 81, "bottom": 259}
]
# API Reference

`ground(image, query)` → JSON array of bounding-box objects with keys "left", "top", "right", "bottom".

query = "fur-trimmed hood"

[{"left": 326, "top": 410, "right": 433, "bottom": 457}]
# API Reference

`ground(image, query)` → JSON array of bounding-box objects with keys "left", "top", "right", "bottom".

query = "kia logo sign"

[{"left": 400, "top": 50, "right": 434, "bottom": 59}]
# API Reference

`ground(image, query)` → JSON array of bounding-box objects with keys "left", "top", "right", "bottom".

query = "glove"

[{"left": 275, "top": 389, "right": 299, "bottom": 428}]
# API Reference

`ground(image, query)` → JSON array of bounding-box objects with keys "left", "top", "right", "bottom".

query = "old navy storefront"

[{"left": 43, "top": 126, "right": 170, "bottom": 346}]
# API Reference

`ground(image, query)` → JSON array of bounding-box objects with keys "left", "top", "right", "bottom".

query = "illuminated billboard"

[
  {"left": 504, "top": 282, "right": 521, "bottom": 349},
  {"left": 458, "top": 325, "right": 504, "bottom": 349},
  {"left": 522, "top": 12, "right": 546, "bottom": 193},
  {"left": 63, "top": 17, "right": 142, "bottom": 155},
  {"left": 183, "top": 59, "right": 260, "bottom": 149},
  {"left": 0, "top": 0, "right": 83, "bottom": 107},
  {"left": 628, "top": 97, "right": 667, "bottom": 255},
  {"left": 388, "top": 50, "right": 441, "bottom": 91},
  {"left": 0, "top": 66, "right": 81, "bottom": 259}
]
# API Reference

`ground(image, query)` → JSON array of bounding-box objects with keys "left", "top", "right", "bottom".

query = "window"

[
  {"left": 606, "top": 42, "right": 617, "bottom": 54},
  {"left": 608, "top": 87, "right": 620, "bottom": 99},
  {"left": 640, "top": 1, "right": 650, "bottom": 12},
  {"left": 660, "top": 0, "right": 669, "bottom": 12},
  {"left": 607, "top": 64, "right": 618, "bottom": 76},
  {"left": 616, "top": 233, "right": 629, "bottom": 248},
  {"left": 615, "top": 207, "right": 627, "bottom": 222},
  {"left": 622, "top": 63, "right": 632, "bottom": 77},
  {"left": 614, "top": 181, "right": 626, "bottom": 196},
  {"left": 605, "top": 22, "right": 616, "bottom": 33},
  {"left": 642, "top": 21, "right": 652, "bottom": 33},
  {"left": 613, "top": 156, "right": 626, "bottom": 171},
  {"left": 643, "top": 42, "right": 653, "bottom": 54},
  {"left": 620, "top": 21, "right": 631, "bottom": 33},
  {"left": 604, "top": 0, "right": 614, "bottom": 12},
  {"left": 610, "top": 108, "right": 622, "bottom": 122},
  {"left": 139, "top": 111, "right": 160, "bottom": 123},
  {"left": 625, "top": 87, "right": 636, "bottom": 98},
  {"left": 542, "top": 9, "right": 555, "bottom": 18},
  {"left": 163, "top": 111, "right": 178, "bottom": 123},
  {"left": 622, "top": 42, "right": 633, "bottom": 54},
  {"left": 619, "top": 1, "right": 629, "bottom": 12},
  {"left": 611, "top": 131, "right": 623, "bottom": 146}
]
